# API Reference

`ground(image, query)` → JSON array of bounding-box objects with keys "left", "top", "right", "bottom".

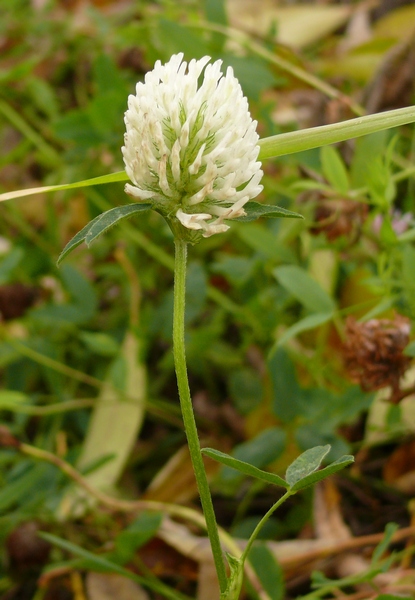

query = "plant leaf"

[
  {"left": 371, "top": 523, "right": 398, "bottom": 564},
  {"left": 39, "top": 533, "right": 190, "bottom": 600},
  {"left": 57, "top": 203, "right": 152, "bottom": 264},
  {"left": 285, "top": 445, "right": 331, "bottom": 487},
  {"left": 404, "top": 340, "right": 415, "bottom": 357},
  {"left": 274, "top": 312, "right": 333, "bottom": 347},
  {"left": 274, "top": 265, "right": 336, "bottom": 313},
  {"left": 84, "top": 204, "right": 152, "bottom": 244},
  {"left": 320, "top": 145, "right": 350, "bottom": 193},
  {"left": 289, "top": 454, "right": 354, "bottom": 492},
  {"left": 235, "top": 202, "right": 304, "bottom": 222},
  {"left": 0, "top": 171, "right": 128, "bottom": 203},
  {"left": 258, "top": 105, "right": 415, "bottom": 159},
  {"left": 0, "top": 390, "right": 29, "bottom": 409},
  {"left": 39, "top": 532, "right": 141, "bottom": 577},
  {"left": 249, "top": 544, "right": 285, "bottom": 600},
  {"left": 202, "top": 448, "right": 288, "bottom": 488}
]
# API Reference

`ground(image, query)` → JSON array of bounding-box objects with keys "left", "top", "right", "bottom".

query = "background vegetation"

[{"left": 1, "top": 0, "right": 415, "bottom": 598}]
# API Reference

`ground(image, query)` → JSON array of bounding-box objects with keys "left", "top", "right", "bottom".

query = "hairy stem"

[{"left": 173, "top": 238, "right": 228, "bottom": 593}]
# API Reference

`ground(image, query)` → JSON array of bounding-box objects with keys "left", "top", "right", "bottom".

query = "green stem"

[
  {"left": 241, "top": 490, "right": 293, "bottom": 564},
  {"left": 173, "top": 238, "right": 228, "bottom": 594}
]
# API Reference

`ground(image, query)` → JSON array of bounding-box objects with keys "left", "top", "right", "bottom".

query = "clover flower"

[{"left": 122, "top": 53, "right": 263, "bottom": 239}]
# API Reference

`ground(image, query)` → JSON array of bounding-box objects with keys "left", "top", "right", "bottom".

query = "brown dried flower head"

[{"left": 343, "top": 315, "right": 411, "bottom": 402}]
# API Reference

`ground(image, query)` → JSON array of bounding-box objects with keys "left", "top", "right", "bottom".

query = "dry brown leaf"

[
  {"left": 383, "top": 439, "right": 415, "bottom": 494},
  {"left": 340, "top": 6, "right": 372, "bottom": 53},
  {"left": 143, "top": 446, "right": 199, "bottom": 503},
  {"left": 313, "top": 481, "right": 374, "bottom": 583},
  {"left": 157, "top": 518, "right": 269, "bottom": 600},
  {"left": 85, "top": 573, "right": 149, "bottom": 600},
  {"left": 155, "top": 516, "right": 415, "bottom": 596},
  {"left": 197, "top": 561, "right": 221, "bottom": 600},
  {"left": 76, "top": 330, "right": 147, "bottom": 491},
  {"left": 144, "top": 444, "right": 219, "bottom": 503},
  {"left": 314, "top": 480, "right": 352, "bottom": 542},
  {"left": 364, "top": 35, "right": 415, "bottom": 112},
  {"left": 227, "top": 0, "right": 352, "bottom": 49}
]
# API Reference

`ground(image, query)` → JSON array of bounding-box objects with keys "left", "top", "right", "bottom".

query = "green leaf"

[
  {"left": 61, "top": 264, "right": 97, "bottom": 320},
  {"left": 204, "top": 0, "right": 227, "bottom": 53},
  {"left": 229, "top": 428, "right": 286, "bottom": 480},
  {"left": 85, "top": 204, "right": 152, "bottom": 245},
  {"left": 235, "top": 202, "right": 303, "bottom": 222},
  {"left": 0, "top": 465, "right": 50, "bottom": 511},
  {"left": 320, "top": 145, "right": 350, "bottom": 193},
  {"left": 228, "top": 368, "right": 263, "bottom": 415},
  {"left": 350, "top": 132, "right": 388, "bottom": 188},
  {"left": 186, "top": 261, "right": 207, "bottom": 323},
  {"left": 0, "top": 248, "right": 24, "bottom": 284},
  {"left": 360, "top": 297, "right": 395, "bottom": 322},
  {"left": 211, "top": 256, "right": 257, "bottom": 287},
  {"left": 259, "top": 105, "right": 415, "bottom": 159},
  {"left": 80, "top": 332, "right": 120, "bottom": 357},
  {"left": 404, "top": 340, "right": 415, "bottom": 357},
  {"left": 249, "top": 544, "right": 284, "bottom": 600},
  {"left": 39, "top": 533, "right": 190, "bottom": 600},
  {"left": 202, "top": 448, "right": 288, "bottom": 488},
  {"left": 289, "top": 454, "right": 354, "bottom": 492},
  {"left": 54, "top": 110, "right": 102, "bottom": 147},
  {"left": 0, "top": 171, "right": 128, "bottom": 203},
  {"left": 268, "top": 348, "right": 304, "bottom": 423},
  {"left": 205, "top": 0, "right": 227, "bottom": 25},
  {"left": 158, "top": 19, "right": 211, "bottom": 60},
  {"left": 220, "top": 56, "right": 280, "bottom": 102},
  {"left": 274, "top": 265, "right": 336, "bottom": 313},
  {"left": 285, "top": 445, "right": 331, "bottom": 487},
  {"left": 0, "top": 390, "right": 29, "bottom": 409},
  {"left": 39, "top": 532, "right": 140, "bottom": 577},
  {"left": 57, "top": 203, "right": 152, "bottom": 264},
  {"left": 274, "top": 312, "right": 333, "bottom": 347},
  {"left": 372, "top": 523, "right": 398, "bottom": 564},
  {"left": 237, "top": 223, "right": 296, "bottom": 262},
  {"left": 93, "top": 54, "right": 127, "bottom": 98},
  {"left": 114, "top": 512, "right": 162, "bottom": 565},
  {"left": 233, "top": 429, "right": 285, "bottom": 467}
]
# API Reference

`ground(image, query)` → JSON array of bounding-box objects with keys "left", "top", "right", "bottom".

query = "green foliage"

[
  {"left": 285, "top": 446, "right": 353, "bottom": 492},
  {"left": 40, "top": 528, "right": 191, "bottom": 600},
  {"left": 203, "top": 443, "right": 353, "bottom": 494},
  {"left": 111, "top": 512, "right": 163, "bottom": 564},
  {"left": 320, "top": 146, "right": 350, "bottom": 194},
  {"left": 57, "top": 203, "right": 153, "bottom": 264},
  {"left": 248, "top": 544, "right": 284, "bottom": 600},
  {"left": 203, "top": 444, "right": 287, "bottom": 488},
  {"left": 273, "top": 265, "right": 336, "bottom": 314}
]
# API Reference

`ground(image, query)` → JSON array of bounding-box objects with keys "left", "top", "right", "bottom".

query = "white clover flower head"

[{"left": 122, "top": 53, "right": 263, "bottom": 241}]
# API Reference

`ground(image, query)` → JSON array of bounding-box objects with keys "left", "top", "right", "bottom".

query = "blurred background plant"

[{"left": 1, "top": 0, "right": 415, "bottom": 599}]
